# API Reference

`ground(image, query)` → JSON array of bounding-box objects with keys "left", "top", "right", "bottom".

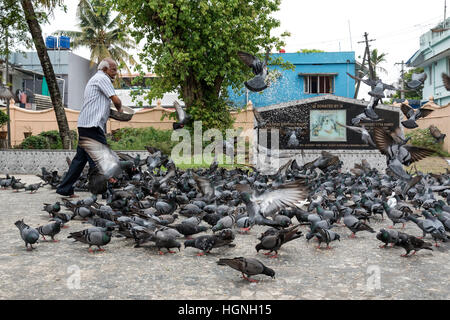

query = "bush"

[
  {"left": 19, "top": 130, "right": 78, "bottom": 149},
  {"left": 405, "top": 128, "right": 450, "bottom": 157},
  {"left": 19, "top": 135, "right": 50, "bottom": 149},
  {"left": 0, "top": 109, "right": 9, "bottom": 128},
  {"left": 108, "top": 127, "right": 177, "bottom": 154}
]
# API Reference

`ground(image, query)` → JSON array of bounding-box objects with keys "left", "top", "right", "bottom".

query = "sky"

[{"left": 41, "top": 0, "right": 448, "bottom": 97}]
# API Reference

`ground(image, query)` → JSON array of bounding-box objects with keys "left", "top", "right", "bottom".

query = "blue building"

[
  {"left": 228, "top": 51, "right": 356, "bottom": 108},
  {"left": 407, "top": 18, "right": 450, "bottom": 106}
]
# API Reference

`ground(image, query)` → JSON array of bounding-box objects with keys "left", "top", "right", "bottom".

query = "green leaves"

[{"left": 107, "top": 0, "right": 287, "bottom": 130}]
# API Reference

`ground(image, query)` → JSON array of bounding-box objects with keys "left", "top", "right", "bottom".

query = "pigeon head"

[
  {"left": 184, "top": 239, "right": 195, "bottom": 249},
  {"left": 263, "top": 267, "right": 276, "bottom": 279},
  {"left": 255, "top": 243, "right": 264, "bottom": 252}
]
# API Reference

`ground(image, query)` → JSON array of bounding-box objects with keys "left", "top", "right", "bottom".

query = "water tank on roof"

[
  {"left": 45, "top": 36, "right": 57, "bottom": 49},
  {"left": 58, "top": 36, "right": 70, "bottom": 50}
]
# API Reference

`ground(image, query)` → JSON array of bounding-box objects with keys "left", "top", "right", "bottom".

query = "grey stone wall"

[{"left": 0, "top": 150, "right": 149, "bottom": 175}]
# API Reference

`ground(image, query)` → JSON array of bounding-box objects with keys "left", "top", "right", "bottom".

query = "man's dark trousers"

[{"left": 56, "top": 127, "right": 107, "bottom": 196}]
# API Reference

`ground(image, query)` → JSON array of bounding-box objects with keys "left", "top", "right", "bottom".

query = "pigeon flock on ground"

[{"left": 3, "top": 71, "right": 450, "bottom": 283}]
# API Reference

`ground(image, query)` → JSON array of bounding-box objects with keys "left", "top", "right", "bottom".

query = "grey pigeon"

[
  {"left": 336, "top": 122, "right": 376, "bottom": 147},
  {"left": 237, "top": 50, "right": 269, "bottom": 92},
  {"left": 396, "top": 232, "right": 433, "bottom": 257},
  {"left": 184, "top": 234, "right": 234, "bottom": 256},
  {"left": 173, "top": 100, "right": 191, "bottom": 130},
  {"left": 376, "top": 228, "right": 399, "bottom": 248},
  {"left": 15, "top": 219, "right": 39, "bottom": 251},
  {"left": 406, "top": 72, "right": 427, "bottom": 89},
  {"left": 307, "top": 227, "right": 340, "bottom": 249},
  {"left": 400, "top": 103, "right": 433, "bottom": 129},
  {"left": 37, "top": 221, "right": 62, "bottom": 242},
  {"left": 212, "top": 215, "right": 236, "bottom": 232},
  {"left": 68, "top": 227, "right": 113, "bottom": 252},
  {"left": 217, "top": 257, "right": 275, "bottom": 282}
]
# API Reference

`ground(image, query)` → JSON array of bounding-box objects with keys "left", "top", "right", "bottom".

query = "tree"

[
  {"left": 55, "top": 0, "right": 136, "bottom": 73},
  {"left": 0, "top": 0, "right": 34, "bottom": 59},
  {"left": 370, "top": 48, "right": 388, "bottom": 79},
  {"left": 108, "top": 0, "right": 291, "bottom": 131},
  {"left": 391, "top": 67, "right": 425, "bottom": 101},
  {"left": 297, "top": 49, "right": 324, "bottom": 53},
  {"left": 20, "top": 0, "right": 72, "bottom": 149}
]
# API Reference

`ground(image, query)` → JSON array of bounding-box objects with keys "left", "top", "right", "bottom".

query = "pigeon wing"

[
  {"left": 255, "top": 180, "right": 308, "bottom": 216},
  {"left": 237, "top": 51, "right": 257, "bottom": 68},
  {"left": 174, "top": 101, "right": 186, "bottom": 123},
  {"left": 192, "top": 173, "right": 214, "bottom": 197},
  {"left": 78, "top": 137, "right": 122, "bottom": 179},
  {"left": 442, "top": 73, "right": 450, "bottom": 91},
  {"left": 336, "top": 121, "right": 362, "bottom": 133},
  {"left": 373, "top": 127, "right": 394, "bottom": 155},
  {"left": 418, "top": 108, "right": 433, "bottom": 118},
  {"left": 400, "top": 103, "right": 414, "bottom": 118},
  {"left": 404, "top": 145, "right": 434, "bottom": 163}
]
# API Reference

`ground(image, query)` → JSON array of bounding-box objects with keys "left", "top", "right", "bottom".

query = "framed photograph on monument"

[{"left": 310, "top": 109, "right": 347, "bottom": 142}]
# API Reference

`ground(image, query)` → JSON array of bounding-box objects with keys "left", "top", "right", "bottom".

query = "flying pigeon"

[
  {"left": 442, "top": 73, "right": 450, "bottom": 91},
  {"left": 336, "top": 122, "right": 376, "bottom": 147},
  {"left": 173, "top": 100, "right": 191, "bottom": 130},
  {"left": 15, "top": 219, "right": 40, "bottom": 251},
  {"left": 400, "top": 103, "right": 433, "bottom": 129},
  {"left": 237, "top": 50, "right": 269, "bottom": 92},
  {"left": 217, "top": 257, "right": 275, "bottom": 282},
  {"left": 429, "top": 125, "right": 446, "bottom": 144},
  {"left": 406, "top": 72, "right": 427, "bottom": 90},
  {"left": 78, "top": 137, "right": 122, "bottom": 180}
]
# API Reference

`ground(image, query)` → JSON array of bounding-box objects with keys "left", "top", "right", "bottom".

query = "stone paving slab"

[{"left": 1, "top": 175, "right": 449, "bottom": 300}]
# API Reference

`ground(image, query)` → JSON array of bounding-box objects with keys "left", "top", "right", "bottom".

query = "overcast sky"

[{"left": 42, "top": 0, "right": 447, "bottom": 97}]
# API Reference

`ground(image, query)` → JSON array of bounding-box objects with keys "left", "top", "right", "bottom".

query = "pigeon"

[
  {"left": 396, "top": 232, "right": 433, "bottom": 257},
  {"left": 307, "top": 227, "right": 340, "bottom": 249},
  {"left": 217, "top": 257, "right": 275, "bottom": 282},
  {"left": 347, "top": 72, "right": 407, "bottom": 121},
  {"left": 12, "top": 182, "right": 26, "bottom": 192},
  {"left": 343, "top": 211, "right": 375, "bottom": 238},
  {"left": 336, "top": 122, "right": 376, "bottom": 147},
  {"left": 173, "top": 100, "right": 191, "bottom": 130},
  {"left": 407, "top": 214, "right": 449, "bottom": 246},
  {"left": 255, "top": 225, "right": 302, "bottom": 258},
  {"left": 376, "top": 228, "right": 399, "bottom": 248},
  {"left": 212, "top": 215, "right": 236, "bottom": 232},
  {"left": 237, "top": 50, "right": 269, "bottom": 92},
  {"left": 15, "top": 219, "right": 40, "bottom": 251},
  {"left": 442, "top": 73, "right": 450, "bottom": 91},
  {"left": 78, "top": 136, "right": 122, "bottom": 180},
  {"left": 36, "top": 221, "right": 62, "bottom": 242},
  {"left": 68, "top": 227, "right": 113, "bottom": 253},
  {"left": 167, "top": 223, "right": 208, "bottom": 238},
  {"left": 429, "top": 125, "right": 446, "bottom": 144},
  {"left": 406, "top": 72, "right": 427, "bottom": 90},
  {"left": 154, "top": 233, "right": 182, "bottom": 255},
  {"left": 400, "top": 103, "right": 433, "bottom": 129},
  {"left": 42, "top": 202, "right": 61, "bottom": 216},
  {"left": 184, "top": 234, "right": 234, "bottom": 256},
  {"left": 25, "top": 182, "right": 44, "bottom": 193}
]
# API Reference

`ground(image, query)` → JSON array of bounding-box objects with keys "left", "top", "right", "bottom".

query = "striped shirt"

[{"left": 77, "top": 70, "right": 116, "bottom": 132}]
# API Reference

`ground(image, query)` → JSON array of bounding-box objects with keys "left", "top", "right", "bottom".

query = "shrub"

[
  {"left": 108, "top": 127, "right": 176, "bottom": 154},
  {"left": 19, "top": 130, "right": 78, "bottom": 149},
  {"left": 405, "top": 128, "right": 450, "bottom": 157},
  {"left": 0, "top": 109, "right": 9, "bottom": 129},
  {"left": 19, "top": 135, "right": 50, "bottom": 149}
]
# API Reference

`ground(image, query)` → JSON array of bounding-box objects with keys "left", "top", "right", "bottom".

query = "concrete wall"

[
  {"left": 228, "top": 52, "right": 356, "bottom": 108},
  {"left": 0, "top": 100, "right": 255, "bottom": 147},
  {"left": 67, "top": 53, "right": 97, "bottom": 110}
]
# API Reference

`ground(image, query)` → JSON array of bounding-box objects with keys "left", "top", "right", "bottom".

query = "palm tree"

[
  {"left": 55, "top": 0, "right": 136, "bottom": 74},
  {"left": 20, "top": 0, "right": 71, "bottom": 149},
  {"left": 370, "top": 49, "right": 388, "bottom": 79}
]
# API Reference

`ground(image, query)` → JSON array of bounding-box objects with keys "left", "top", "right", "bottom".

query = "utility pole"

[
  {"left": 354, "top": 32, "right": 376, "bottom": 98},
  {"left": 395, "top": 61, "right": 406, "bottom": 99},
  {"left": 5, "top": 28, "right": 11, "bottom": 149}
]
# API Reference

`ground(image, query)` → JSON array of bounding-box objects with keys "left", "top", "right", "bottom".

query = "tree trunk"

[{"left": 20, "top": 0, "right": 72, "bottom": 149}]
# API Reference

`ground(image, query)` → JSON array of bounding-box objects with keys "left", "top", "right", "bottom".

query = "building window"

[{"left": 304, "top": 75, "right": 334, "bottom": 94}]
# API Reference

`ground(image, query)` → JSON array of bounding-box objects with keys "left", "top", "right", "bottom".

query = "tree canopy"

[{"left": 107, "top": 0, "right": 291, "bottom": 131}]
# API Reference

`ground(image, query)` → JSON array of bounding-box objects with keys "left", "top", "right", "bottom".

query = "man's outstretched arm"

[{"left": 111, "top": 95, "right": 122, "bottom": 113}]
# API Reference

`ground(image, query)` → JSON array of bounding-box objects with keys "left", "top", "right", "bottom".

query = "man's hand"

[{"left": 111, "top": 95, "right": 122, "bottom": 113}]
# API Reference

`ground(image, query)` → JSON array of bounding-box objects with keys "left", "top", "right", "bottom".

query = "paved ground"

[{"left": 1, "top": 175, "right": 449, "bottom": 300}]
